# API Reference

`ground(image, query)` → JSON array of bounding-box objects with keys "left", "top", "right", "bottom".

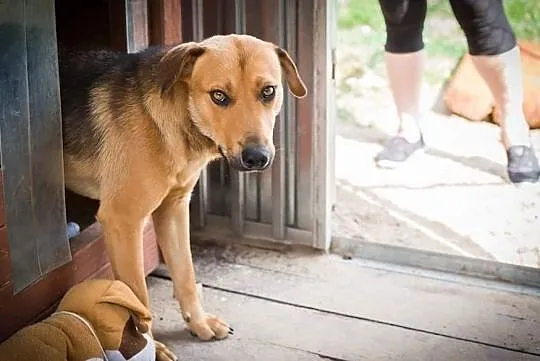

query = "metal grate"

[{"left": 187, "top": 0, "right": 335, "bottom": 249}]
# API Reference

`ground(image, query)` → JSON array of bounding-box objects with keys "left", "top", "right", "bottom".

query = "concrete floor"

[
  {"left": 333, "top": 109, "right": 540, "bottom": 268},
  {"left": 333, "top": 40, "right": 540, "bottom": 269},
  {"left": 149, "top": 242, "right": 540, "bottom": 361}
]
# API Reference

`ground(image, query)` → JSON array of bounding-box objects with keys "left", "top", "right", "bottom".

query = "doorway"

[{"left": 330, "top": 0, "right": 540, "bottom": 286}]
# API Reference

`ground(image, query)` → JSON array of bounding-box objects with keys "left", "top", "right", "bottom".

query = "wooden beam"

[
  {"left": 0, "top": 173, "right": 5, "bottom": 227},
  {"left": 149, "top": 0, "right": 183, "bottom": 46},
  {"left": 109, "top": 0, "right": 150, "bottom": 52},
  {"left": 126, "top": 0, "right": 149, "bottom": 52}
]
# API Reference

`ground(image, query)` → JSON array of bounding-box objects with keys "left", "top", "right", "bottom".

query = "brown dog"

[{"left": 58, "top": 34, "right": 307, "bottom": 359}]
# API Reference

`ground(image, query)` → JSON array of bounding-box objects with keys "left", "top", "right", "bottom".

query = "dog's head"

[{"left": 157, "top": 34, "right": 307, "bottom": 172}]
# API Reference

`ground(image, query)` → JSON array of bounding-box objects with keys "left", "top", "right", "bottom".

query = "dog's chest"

[{"left": 171, "top": 157, "right": 209, "bottom": 189}]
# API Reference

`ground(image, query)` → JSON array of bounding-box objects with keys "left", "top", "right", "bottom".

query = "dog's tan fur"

[{"left": 60, "top": 34, "right": 306, "bottom": 360}]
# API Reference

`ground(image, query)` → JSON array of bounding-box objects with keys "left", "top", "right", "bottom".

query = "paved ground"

[
  {"left": 333, "top": 46, "right": 540, "bottom": 268},
  {"left": 149, "top": 243, "right": 540, "bottom": 361}
]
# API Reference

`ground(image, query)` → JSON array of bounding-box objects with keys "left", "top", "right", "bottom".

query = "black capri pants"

[{"left": 378, "top": 0, "right": 517, "bottom": 56}]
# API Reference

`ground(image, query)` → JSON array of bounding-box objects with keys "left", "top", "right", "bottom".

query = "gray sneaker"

[
  {"left": 374, "top": 135, "right": 425, "bottom": 169},
  {"left": 506, "top": 145, "right": 540, "bottom": 183}
]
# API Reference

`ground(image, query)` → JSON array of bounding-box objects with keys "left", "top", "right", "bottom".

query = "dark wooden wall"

[{"left": 0, "top": 0, "right": 182, "bottom": 342}]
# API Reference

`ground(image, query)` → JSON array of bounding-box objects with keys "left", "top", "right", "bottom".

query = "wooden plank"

[
  {"left": 229, "top": 0, "right": 246, "bottom": 236},
  {"left": 108, "top": 0, "right": 128, "bottom": 51},
  {"left": 143, "top": 221, "right": 161, "bottom": 273},
  {"left": 0, "top": 227, "right": 9, "bottom": 298},
  {"left": 149, "top": 0, "right": 182, "bottom": 46},
  {"left": 285, "top": 0, "right": 298, "bottom": 227},
  {"left": 126, "top": 0, "right": 149, "bottom": 53},
  {"left": 155, "top": 243, "right": 540, "bottom": 354},
  {"left": 148, "top": 276, "right": 540, "bottom": 361},
  {"left": 109, "top": 0, "right": 151, "bottom": 52},
  {"left": 0, "top": 173, "right": 6, "bottom": 227},
  {"left": 180, "top": 0, "right": 193, "bottom": 41},
  {"left": 0, "top": 223, "right": 107, "bottom": 342},
  {"left": 0, "top": 220, "right": 160, "bottom": 342},
  {"left": 311, "top": 0, "right": 333, "bottom": 250},
  {"left": 201, "top": 0, "right": 222, "bottom": 37},
  {"left": 294, "top": 0, "right": 314, "bottom": 231},
  {"left": 27, "top": 263, "right": 114, "bottom": 327},
  {"left": 25, "top": 0, "right": 71, "bottom": 276}
]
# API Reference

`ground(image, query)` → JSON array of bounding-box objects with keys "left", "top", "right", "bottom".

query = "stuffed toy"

[{"left": 0, "top": 279, "right": 156, "bottom": 361}]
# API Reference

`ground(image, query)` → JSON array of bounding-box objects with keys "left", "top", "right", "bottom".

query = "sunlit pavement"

[{"left": 334, "top": 106, "right": 540, "bottom": 268}]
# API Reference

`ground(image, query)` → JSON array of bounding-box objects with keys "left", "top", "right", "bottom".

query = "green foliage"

[
  {"left": 338, "top": 0, "right": 540, "bottom": 41},
  {"left": 337, "top": 0, "right": 385, "bottom": 31},
  {"left": 505, "top": 0, "right": 540, "bottom": 40}
]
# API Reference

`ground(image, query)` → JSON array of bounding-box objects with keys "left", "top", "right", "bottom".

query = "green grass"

[
  {"left": 505, "top": 0, "right": 540, "bottom": 40},
  {"left": 338, "top": 0, "right": 540, "bottom": 59},
  {"left": 338, "top": 1, "right": 385, "bottom": 31},
  {"left": 338, "top": 0, "right": 540, "bottom": 39}
]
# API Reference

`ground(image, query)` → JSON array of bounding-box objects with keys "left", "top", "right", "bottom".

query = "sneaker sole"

[
  {"left": 374, "top": 148, "right": 425, "bottom": 169},
  {"left": 375, "top": 159, "right": 401, "bottom": 169},
  {"left": 508, "top": 170, "right": 540, "bottom": 184}
]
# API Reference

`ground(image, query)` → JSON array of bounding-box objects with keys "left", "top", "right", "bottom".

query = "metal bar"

[
  {"left": 244, "top": 173, "right": 259, "bottom": 221},
  {"left": 230, "top": 0, "right": 246, "bottom": 236},
  {"left": 295, "top": 0, "right": 314, "bottom": 231},
  {"left": 230, "top": 159, "right": 245, "bottom": 236},
  {"left": 244, "top": 0, "right": 269, "bottom": 225},
  {"left": 193, "top": 215, "right": 313, "bottom": 246},
  {"left": 0, "top": 0, "right": 71, "bottom": 292},
  {"left": 125, "top": 0, "right": 149, "bottom": 53},
  {"left": 219, "top": 159, "right": 228, "bottom": 216},
  {"left": 234, "top": 0, "right": 246, "bottom": 34},
  {"left": 328, "top": 0, "right": 338, "bottom": 218},
  {"left": 285, "top": 0, "right": 298, "bottom": 227},
  {"left": 244, "top": 4, "right": 260, "bottom": 224},
  {"left": 271, "top": 0, "right": 287, "bottom": 239},
  {"left": 190, "top": 0, "right": 208, "bottom": 229},
  {"left": 311, "top": 0, "right": 333, "bottom": 250},
  {"left": 257, "top": 0, "right": 277, "bottom": 225},
  {"left": 192, "top": 0, "right": 204, "bottom": 41}
]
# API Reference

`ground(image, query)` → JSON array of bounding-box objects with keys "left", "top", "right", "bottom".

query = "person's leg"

[
  {"left": 450, "top": 0, "right": 539, "bottom": 183},
  {"left": 374, "top": 0, "right": 428, "bottom": 168}
]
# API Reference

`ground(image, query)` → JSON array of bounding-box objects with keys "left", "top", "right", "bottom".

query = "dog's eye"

[
  {"left": 210, "top": 90, "right": 230, "bottom": 106},
  {"left": 260, "top": 86, "right": 276, "bottom": 102}
]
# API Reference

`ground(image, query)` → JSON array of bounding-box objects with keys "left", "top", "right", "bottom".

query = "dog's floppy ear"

[
  {"left": 158, "top": 42, "right": 205, "bottom": 96},
  {"left": 99, "top": 280, "right": 153, "bottom": 333},
  {"left": 275, "top": 47, "right": 307, "bottom": 98}
]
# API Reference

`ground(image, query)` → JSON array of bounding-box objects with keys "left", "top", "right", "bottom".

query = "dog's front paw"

[
  {"left": 185, "top": 313, "right": 234, "bottom": 341},
  {"left": 155, "top": 340, "right": 178, "bottom": 361}
]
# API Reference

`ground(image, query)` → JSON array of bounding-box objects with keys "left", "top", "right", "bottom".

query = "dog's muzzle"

[
  {"left": 220, "top": 144, "right": 273, "bottom": 172},
  {"left": 240, "top": 144, "right": 271, "bottom": 171}
]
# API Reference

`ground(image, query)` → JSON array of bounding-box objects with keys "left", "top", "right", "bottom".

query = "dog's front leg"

[
  {"left": 152, "top": 192, "right": 232, "bottom": 341},
  {"left": 98, "top": 197, "right": 179, "bottom": 361},
  {"left": 97, "top": 205, "right": 150, "bottom": 307}
]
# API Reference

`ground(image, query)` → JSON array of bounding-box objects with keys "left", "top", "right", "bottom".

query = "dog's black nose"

[{"left": 241, "top": 144, "right": 271, "bottom": 170}]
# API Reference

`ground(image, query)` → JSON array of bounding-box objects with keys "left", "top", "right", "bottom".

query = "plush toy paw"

[
  {"left": 155, "top": 340, "right": 177, "bottom": 361},
  {"left": 186, "top": 314, "right": 233, "bottom": 341}
]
